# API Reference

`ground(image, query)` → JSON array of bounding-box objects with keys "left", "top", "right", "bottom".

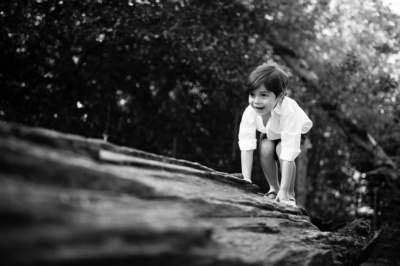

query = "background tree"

[{"left": 1, "top": 0, "right": 399, "bottom": 264}]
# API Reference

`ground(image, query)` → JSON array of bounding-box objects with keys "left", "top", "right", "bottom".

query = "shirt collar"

[{"left": 272, "top": 97, "right": 283, "bottom": 115}]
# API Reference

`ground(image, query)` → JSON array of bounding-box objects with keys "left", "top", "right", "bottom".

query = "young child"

[{"left": 238, "top": 63, "right": 312, "bottom": 206}]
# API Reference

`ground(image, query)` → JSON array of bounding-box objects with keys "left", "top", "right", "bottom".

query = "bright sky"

[
  {"left": 382, "top": 0, "right": 400, "bottom": 81},
  {"left": 382, "top": 0, "right": 400, "bottom": 15}
]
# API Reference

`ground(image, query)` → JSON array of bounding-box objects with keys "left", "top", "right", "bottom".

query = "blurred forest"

[{"left": 1, "top": 0, "right": 399, "bottom": 264}]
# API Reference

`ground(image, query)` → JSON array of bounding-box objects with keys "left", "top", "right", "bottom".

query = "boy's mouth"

[{"left": 254, "top": 106, "right": 265, "bottom": 110}]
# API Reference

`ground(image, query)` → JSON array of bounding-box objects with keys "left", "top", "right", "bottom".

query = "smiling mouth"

[{"left": 254, "top": 106, "right": 265, "bottom": 111}]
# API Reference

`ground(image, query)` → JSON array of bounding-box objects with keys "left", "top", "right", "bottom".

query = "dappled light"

[{"left": 1, "top": 0, "right": 399, "bottom": 265}]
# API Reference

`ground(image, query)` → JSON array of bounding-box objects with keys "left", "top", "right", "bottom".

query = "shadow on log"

[{"left": 0, "top": 122, "right": 380, "bottom": 266}]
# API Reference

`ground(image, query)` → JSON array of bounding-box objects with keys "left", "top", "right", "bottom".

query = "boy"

[{"left": 238, "top": 63, "right": 312, "bottom": 206}]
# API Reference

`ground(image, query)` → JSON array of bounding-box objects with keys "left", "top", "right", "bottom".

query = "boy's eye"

[
  {"left": 249, "top": 93, "right": 255, "bottom": 97},
  {"left": 261, "top": 94, "right": 268, "bottom": 97}
]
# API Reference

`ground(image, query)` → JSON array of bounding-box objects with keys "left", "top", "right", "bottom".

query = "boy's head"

[{"left": 245, "top": 63, "right": 289, "bottom": 98}]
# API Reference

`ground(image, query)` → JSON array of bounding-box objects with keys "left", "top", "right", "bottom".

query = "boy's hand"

[
  {"left": 274, "top": 191, "right": 290, "bottom": 202},
  {"left": 274, "top": 191, "right": 296, "bottom": 206},
  {"left": 274, "top": 191, "right": 284, "bottom": 202}
]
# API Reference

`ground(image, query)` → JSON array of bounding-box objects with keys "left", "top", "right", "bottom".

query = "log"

[{"left": 0, "top": 122, "right": 379, "bottom": 266}]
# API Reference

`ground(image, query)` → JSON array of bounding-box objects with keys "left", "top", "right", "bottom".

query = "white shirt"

[{"left": 238, "top": 96, "right": 313, "bottom": 161}]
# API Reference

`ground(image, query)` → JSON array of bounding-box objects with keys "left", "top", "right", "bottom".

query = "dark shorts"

[{"left": 259, "top": 132, "right": 308, "bottom": 161}]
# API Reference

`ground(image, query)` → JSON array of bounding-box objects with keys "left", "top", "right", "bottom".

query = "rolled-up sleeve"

[
  {"left": 279, "top": 111, "right": 302, "bottom": 161},
  {"left": 238, "top": 107, "right": 257, "bottom": 151}
]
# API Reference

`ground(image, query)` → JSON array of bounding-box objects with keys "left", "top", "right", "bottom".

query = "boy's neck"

[{"left": 261, "top": 112, "right": 271, "bottom": 126}]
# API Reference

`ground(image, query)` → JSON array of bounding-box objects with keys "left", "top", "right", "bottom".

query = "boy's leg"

[
  {"left": 276, "top": 142, "right": 296, "bottom": 200},
  {"left": 289, "top": 162, "right": 296, "bottom": 198},
  {"left": 259, "top": 138, "right": 280, "bottom": 197}
]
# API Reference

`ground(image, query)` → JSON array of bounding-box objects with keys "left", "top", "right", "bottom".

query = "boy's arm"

[
  {"left": 279, "top": 111, "right": 302, "bottom": 161},
  {"left": 277, "top": 160, "right": 294, "bottom": 199},
  {"left": 241, "top": 150, "right": 253, "bottom": 182},
  {"left": 238, "top": 106, "right": 257, "bottom": 183}
]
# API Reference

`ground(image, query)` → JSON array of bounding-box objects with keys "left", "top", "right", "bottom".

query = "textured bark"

[{"left": 0, "top": 122, "right": 379, "bottom": 266}]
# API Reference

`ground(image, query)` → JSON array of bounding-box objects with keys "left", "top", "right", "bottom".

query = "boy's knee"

[
  {"left": 259, "top": 139, "right": 275, "bottom": 159},
  {"left": 276, "top": 142, "right": 282, "bottom": 157}
]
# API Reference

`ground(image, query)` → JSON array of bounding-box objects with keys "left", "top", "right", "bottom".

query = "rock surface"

[{"left": 0, "top": 122, "right": 379, "bottom": 266}]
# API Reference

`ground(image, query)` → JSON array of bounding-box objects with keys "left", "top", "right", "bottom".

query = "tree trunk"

[
  {"left": 296, "top": 137, "right": 310, "bottom": 207},
  {"left": 0, "top": 122, "right": 379, "bottom": 266}
]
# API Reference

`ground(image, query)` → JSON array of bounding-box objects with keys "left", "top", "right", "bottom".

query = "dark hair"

[{"left": 245, "top": 63, "right": 289, "bottom": 97}]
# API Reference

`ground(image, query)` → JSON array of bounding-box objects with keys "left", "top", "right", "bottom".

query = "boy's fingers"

[{"left": 274, "top": 194, "right": 281, "bottom": 202}]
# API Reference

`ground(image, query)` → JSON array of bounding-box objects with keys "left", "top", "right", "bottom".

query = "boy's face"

[{"left": 249, "top": 85, "right": 279, "bottom": 116}]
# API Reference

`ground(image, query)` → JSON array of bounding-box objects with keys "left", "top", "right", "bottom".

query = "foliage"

[
  {"left": 300, "top": 0, "right": 400, "bottom": 222},
  {"left": 0, "top": 0, "right": 318, "bottom": 171},
  {"left": 1, "top": 0, "right": 400, "bottom": 234}
]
